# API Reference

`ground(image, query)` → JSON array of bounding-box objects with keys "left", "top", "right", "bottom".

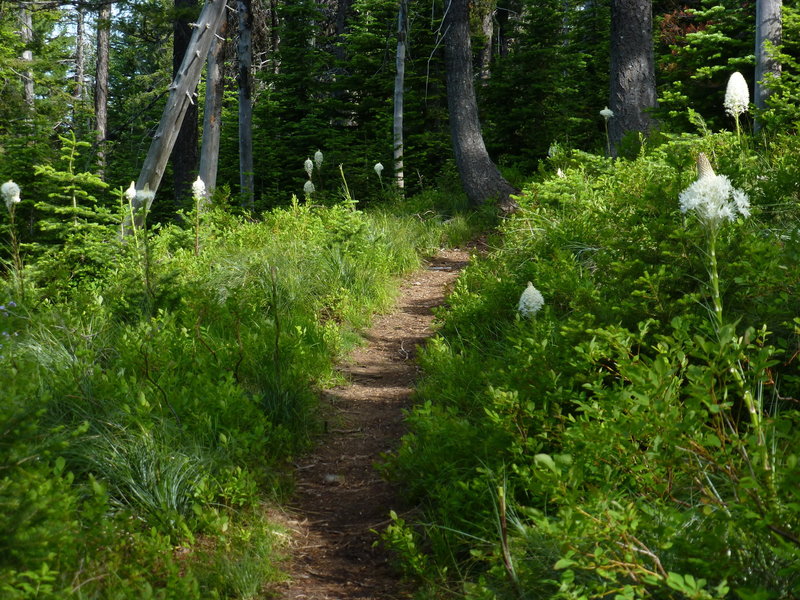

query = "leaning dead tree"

[{"left": 128, "top": 0, "right": 228, "bottom": 229}]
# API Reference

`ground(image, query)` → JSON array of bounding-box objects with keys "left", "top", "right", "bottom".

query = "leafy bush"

[
  {"left": 0, "top": 188, "right": 459, "bottom": 597},
  {"left": 385, "top": 132, "right": 800, "bottom": 598}
]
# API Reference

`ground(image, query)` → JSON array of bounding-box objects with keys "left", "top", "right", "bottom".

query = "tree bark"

[
  {"left": 94, "top": 2, "right": 111, "bottom": 177},
  {"left": 476, "top": 0, "right": 494, "bottom": 82},
  {"left": 20, "top": 7, "right": 35, "bottom": 111},
  {"left": 131, "top": 0, "right": 228, "bottom": 227},
  {"left": 74, "top": 8, "right": 85, "bottom": 107},
  {"left": 444, "top": 0, "right": 517, "bottom": 211},
  {"left": 237, "top": 0, "right": 254, "bottom": 209},
  {"left": 754, "top": 0, "right": 781, "bottom": 130},
  {"left": 173, "top": 0, "right": 200, "bottom": 208},
  {"left": 198, "top": 18, "right": 227, "bottom": 202},
  {"left": 393, "top": 0, "right": 407, "bottom": 194},
  {"left": 608, "top": 0, "right": 657, "bottom": 155}
]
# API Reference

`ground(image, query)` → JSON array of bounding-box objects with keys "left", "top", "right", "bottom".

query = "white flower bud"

[
  {"left": 1, "top": 180, "right": 21, "bottom": 211},
  {"left": 314, "top": 150, "right": 323, "bottom": 171},
  {"left": 724, "top": 72, "right": 749, "bottom": 118},
  {"left": 124, "top": 181, "right": 137, "bottom": 202},
  {"left": 192, "top": 176, "right": 206, "bottom": 201},
  {"left": 374, "top": 162, "right": 384, "bottom": 177},
  {"left": 304, "top": 158, "right": 314, "bottom": 178},
  {"left": 303, "top": 180, "right": 315, "bottom": 195},
  {"left": 518, "top": 282, "right": 545, "bottom": 318}
]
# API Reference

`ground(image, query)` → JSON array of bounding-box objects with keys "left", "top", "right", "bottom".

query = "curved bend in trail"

[{"left": 273, "top": 248, "right": 470, "bottom": 600}]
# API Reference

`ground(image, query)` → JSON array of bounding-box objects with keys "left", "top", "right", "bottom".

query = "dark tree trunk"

[
  {"left": 444, "top": 0, "right": 517, "bottom": 211},
  {"left": 94, "top": 2, "right": 111, "bottom": 177},
  {"left": 172, "top": 0, "right": 200, "bottom": 209},
  {"left": 334, "top": 0, "right": 351, "bottom": 62},
  {"left": 754, "top": 0, "right": 781, "bottom": 130},
  {"left": 608, "top": 0, "right": 657, "bottom": 155},
  {"left": 238, "top": 0, "right": 254, "bottom": 209}
]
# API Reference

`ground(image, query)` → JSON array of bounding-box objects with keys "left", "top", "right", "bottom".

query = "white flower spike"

[
  {"left": 192, "top": 176, "right": 206, "bottom": 201},
  {"left": 314, "top": 150, "right": 323, "bottom": 171},
  {"left": 304, "top": 158, "right": 314, "bottom": 179},
  {"left": 600, "top": 106, "right": 614, "bottom": 121},
  {"left": 374, "top": 162, "right": 384, "bottom": 177},
  {"left": 518, "top": 282, "right": 545, "bottom": 318},
  {"left": 303, "top": 180, "right": 315, "bottom": 195},
  {"left": 724, "top": 72, "right": 749, "bottom": 118},
  {"left": 124, "top": 181, "right": 137, "bottom": 202},
  {"left": 679, "top": 153, "right": 750, "bottom": 229},
  {"left": 1, "top": 180, "right": 21, "bottom": 211}
]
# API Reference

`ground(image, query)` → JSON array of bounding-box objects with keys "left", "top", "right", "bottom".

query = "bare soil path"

[{"left": 271, "top": 247, "right": 471, "bottom": 599}]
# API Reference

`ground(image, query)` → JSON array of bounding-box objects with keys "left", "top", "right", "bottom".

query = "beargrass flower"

[
  {"left": 1, "top": 180, "right": 20, "bottom": 211},
  {"left": 600, "top": 107, "right": 614, "bottom": 156},
  {"left": 303, "top": 180, "right": 315, "bottom": 195},
  {"left": 724, "top": 72, "right": 749, "bottom": 118},
  {"left": 679, "top": 153, "right": 750, "bottom": 229},
  {"left": 374, "top": 162, "right": 384, "bottom": 177},
  {"left": 304, "top": 158, "right": 314, "bottom": 179},
  {"left": 518, "top": 282, "right": 545, "bottom": 318},
  {"left": 124, "top": 181, "right": 136, "bottom": 203},
  {"left": 192, "top": 176, "right": 206, "bottom": 201},
  {"left": 314, "top": 150, "right": 323, "bottom": 171}
]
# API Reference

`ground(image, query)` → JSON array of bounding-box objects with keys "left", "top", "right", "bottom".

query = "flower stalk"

[
  {"left": 679, "top": 154, "right": 749, "bottom": 329},
  {"left": 724, "top": 72, "right": 749, "bottom": 146},
  {"left": 600, "top": 107, "right": 614, "bottom": 156},
  {"left": 2, "top": 181, "right": 24, "bottom": 299}
]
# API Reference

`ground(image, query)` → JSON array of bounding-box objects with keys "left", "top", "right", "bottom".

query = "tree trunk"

[
  {"left": 198, "top": 18, "right": 228, "bottom": 203},
  {"left": 444, "top": 0, "right": 517, "bottom": 212},
  {"left": 238, "top": 0, "right": 254, "bottom": 209},
  {"left": 608, "top": 0, "right": 657, "bottom": 155},
  {"left": 74, "top": 8, "right": 85, "bottom": 107},
  {"left": 95, "top": 2, "right": 111, "bottom": 177},
  {"left": 20, "top": 7, "right": 35, "bottom": 111},
  {"left": 476, "top": 1, "right": 494, "bottom": 82},
  {"left": 754, "top": 0, "right": 781, "bottom": 130},
  {"left": 393, "top": 0, "right": 407, "bottom": 194},
  {"left": 131, "top": 0, "right": 228, "bottom": 228},
  {"left": 173, "top": 0, "right": 200, "bottom": 208}
]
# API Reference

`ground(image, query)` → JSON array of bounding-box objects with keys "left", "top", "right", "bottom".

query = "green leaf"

[{"left": 534, "top": 453, "right": 558, "bottom": 474}]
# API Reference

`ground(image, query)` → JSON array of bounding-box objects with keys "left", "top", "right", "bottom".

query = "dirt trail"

[{"left": 272, "top": 248, "right": 471, "bottom": 599}]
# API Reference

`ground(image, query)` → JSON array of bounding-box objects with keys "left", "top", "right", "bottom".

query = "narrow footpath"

[{"left": 272, "top": 247, "right": 471, "bottom": 599}]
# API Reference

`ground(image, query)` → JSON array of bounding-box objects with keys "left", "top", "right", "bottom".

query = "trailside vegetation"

[
  {"left": 2, "top": 0, "right": 800, "bottom": 597},
  {"left": 0, "top": 175, "right": 479, "bottom": 596},
  {"left": 383, "top": 130, "right": 800, "bottom": 598}
]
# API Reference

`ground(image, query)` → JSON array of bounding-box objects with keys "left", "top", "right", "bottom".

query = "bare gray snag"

[
  {"left": 20, "top": 7, "right": 35, "bottom": 111},
  {"left": 393, "top": 0, "right": 407, "bottom": 194},
  {"left": 198, "top": 19, "right": 228, "bottom": 203},
  {"left": 95, "top": 2, "right": 111, "bottom": 177},
  {"left": 237, "top": 0, "right": 254, "bottom": 209},
  {"left": 754, "top": 0, "right": 782, "bottom": 130},
  {"left": 131, "top": 0, "right": 228, "bottom": 222}
]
